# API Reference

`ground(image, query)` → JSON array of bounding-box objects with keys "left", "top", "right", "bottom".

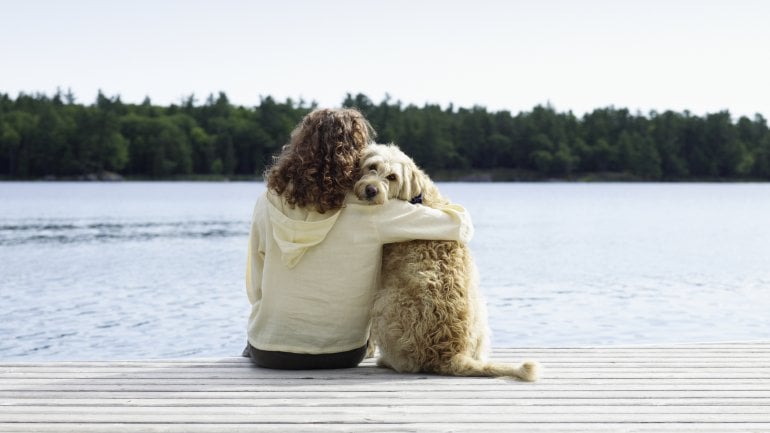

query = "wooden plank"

[
  {"left": 2, "top": 378, "right": 769, "bottom": 387},
  {"left": 1, "top": 355, "right": 730, "bottom": 366},
  {"left": 3, "top": 404, "right": 770, "bottom": 415},
  {"left": 2, "top": 397, "right": 770, "bottom": 407},
  {"left": 2, "top": 423, "right": 770, "bottom": 433},
  {"left": 1, "top": 411, "right": 769, "bottom": 423},
  {"left": 2, "top": 345, "right": 770, "bottom": 364},
  {"left": 3, "top": 368, "right": 770, "bottom": 377},
  {"left": 2, "top": 384, "right": 770, "bottom": 393},
  {"left": 3, "top": 364, "right": 770, "bottom": 373},
  {"left": 5, "top": 356, "right": 770, "bottom": 369},
  {"left": 1, "top": 345, "right": 768, "bottom": 433},
  {"left": 6, "top": 368, "right": 770, "bottom": 378},
  {"left": 3, "top": 390, "right": 770, "bottom": 399},
  {"left": 4, "top": 361, "right": 770, "bottom": 372}
]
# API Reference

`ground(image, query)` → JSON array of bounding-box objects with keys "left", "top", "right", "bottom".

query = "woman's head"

[{"left": 265, "top": 108, "right": 376, "bottom": 213}]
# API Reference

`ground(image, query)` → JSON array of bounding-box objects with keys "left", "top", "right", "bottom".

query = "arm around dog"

[{"left": 373, "top": 200, "right": 474, "bottom": 244}]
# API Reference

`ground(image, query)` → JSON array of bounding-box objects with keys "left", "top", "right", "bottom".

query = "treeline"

[{"left": 1, "top": 91, "right": 770, "bottom": 180}]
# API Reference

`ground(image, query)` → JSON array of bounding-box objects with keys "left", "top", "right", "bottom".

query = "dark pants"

[{"left": 242, "top": 342, "right": 367, "bottom": 370}]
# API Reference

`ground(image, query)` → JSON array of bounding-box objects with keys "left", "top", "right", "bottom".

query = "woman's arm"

[
  {"left": 245, "top": 203, "right": 265, "bottom": 306},
  {"left": 373, "top": 199, "right": 474, "bottom": 244}
]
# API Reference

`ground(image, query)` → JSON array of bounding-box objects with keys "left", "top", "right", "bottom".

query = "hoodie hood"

[{"left": 265, "top": 194, "right": 341, "bottom": 268}]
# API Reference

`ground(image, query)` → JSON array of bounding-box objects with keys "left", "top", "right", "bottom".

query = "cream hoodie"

[{"left": 246, "top": 191, "right": 474, "bottom": 354}]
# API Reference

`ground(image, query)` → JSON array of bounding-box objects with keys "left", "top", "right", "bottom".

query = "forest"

[{"left": 1, "top": 90, "right": 769, "bottom": 181}]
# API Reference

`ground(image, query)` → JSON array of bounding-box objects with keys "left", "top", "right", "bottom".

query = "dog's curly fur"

[{"left": 354, "top": 143, "right": 540, "bottom": 381}]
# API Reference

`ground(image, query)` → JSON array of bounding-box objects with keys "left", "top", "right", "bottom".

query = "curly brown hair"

[{"left": 265, "top": 108, "right": 376, "bottom": 213}]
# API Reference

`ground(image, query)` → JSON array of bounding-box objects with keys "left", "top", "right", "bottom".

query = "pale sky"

[{"left": 2, "top": 0, "right": 769, "bottom": 117}]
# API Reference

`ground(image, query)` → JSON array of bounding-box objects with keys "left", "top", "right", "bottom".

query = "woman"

[{"left": 244, "top": 108, "right": 473, "bottom": 369}]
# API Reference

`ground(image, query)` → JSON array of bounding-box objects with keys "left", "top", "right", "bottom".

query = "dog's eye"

[
  {"left": 369, "top": 164, "right": 377, "bottom": 171},
  {"left": 386, "top": 174, "right": 397, "bottom": 181}
]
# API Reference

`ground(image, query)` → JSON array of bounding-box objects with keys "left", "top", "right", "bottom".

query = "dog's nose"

[{"left": 365, "top": 185, "right": 378, "bottom": 198}]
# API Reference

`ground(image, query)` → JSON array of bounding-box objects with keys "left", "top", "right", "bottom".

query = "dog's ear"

[{"left": 396, "top": 160, "right": 426, "bottom": 202}]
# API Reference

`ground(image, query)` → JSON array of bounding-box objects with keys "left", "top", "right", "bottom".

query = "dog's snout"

[{"left": 365, "top": 184, "right": 378, "bottom": 198}]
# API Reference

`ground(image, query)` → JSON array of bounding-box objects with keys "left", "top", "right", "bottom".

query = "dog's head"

[{"left": 354, "top": 143, "right": 427, "bottom": 205}]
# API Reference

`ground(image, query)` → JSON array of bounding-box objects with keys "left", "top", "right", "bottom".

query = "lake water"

[{"left": 1, "top": 182, "right": 769, "bottom": 360}]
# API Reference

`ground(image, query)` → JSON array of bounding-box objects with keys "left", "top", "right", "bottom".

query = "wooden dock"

[{"left": 1, "top": 342, "right": 769, "bottom": 432}]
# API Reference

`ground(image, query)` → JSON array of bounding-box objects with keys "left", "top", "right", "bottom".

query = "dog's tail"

[{"left": 441, "top": 354, "right": 541, "bottom": 381}]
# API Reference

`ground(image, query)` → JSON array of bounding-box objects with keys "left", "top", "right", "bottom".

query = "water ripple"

[{"left": 0, "top": 220, "right": 249, "bottom": 245}]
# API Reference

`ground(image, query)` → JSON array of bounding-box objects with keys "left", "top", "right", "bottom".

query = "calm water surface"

[{"left": 1, "top": 182, "right": 769, "bottom": 360}]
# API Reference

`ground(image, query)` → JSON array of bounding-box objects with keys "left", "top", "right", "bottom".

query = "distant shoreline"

[
  {"left": 3, "top": 92, "right": 770, "bottom": 182},
  {"left": 2, "top": 169, "right": 767, "bottom": 183}
]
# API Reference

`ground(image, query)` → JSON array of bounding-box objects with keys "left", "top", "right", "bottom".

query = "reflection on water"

[{"left": 1, "top": 181, "right": 770, "bottom": 360}]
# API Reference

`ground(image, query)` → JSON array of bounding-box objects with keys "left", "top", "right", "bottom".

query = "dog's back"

[
  {"left": 373, "top": 237, "right": 539, "bottom": 381},
  {"left": 374, "top": 239, "right": 486, "bottom": 372}
]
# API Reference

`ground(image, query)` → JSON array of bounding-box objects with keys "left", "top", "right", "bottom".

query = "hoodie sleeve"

[
  {"left": 373, "top": 199, "right": 474, "bottom": 244},
  {"left": 245, "top": 202, "right": 266, "bottom": 306}
]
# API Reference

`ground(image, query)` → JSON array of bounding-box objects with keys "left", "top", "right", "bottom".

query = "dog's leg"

[
  {"left": 376, "top": 356, "right": 394, "bottom": 370},
  {"left": 365, "top": 339, "right": 377, "bottom": 358},
  {"left": 441, "top": 353, "right": 541, "bottom": 381},
  {"left": 377, "top": 351, "right": 422, "bottom": 373}
]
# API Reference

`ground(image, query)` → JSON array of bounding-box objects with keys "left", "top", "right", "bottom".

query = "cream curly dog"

[{"left": 354, "top": 143, "right": 540, "bottom": 381}]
